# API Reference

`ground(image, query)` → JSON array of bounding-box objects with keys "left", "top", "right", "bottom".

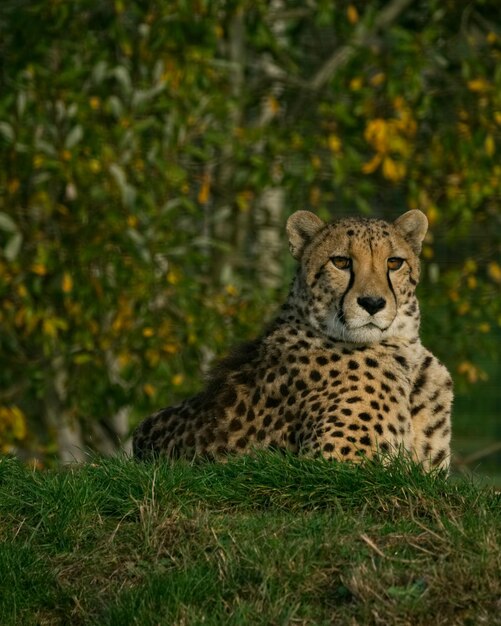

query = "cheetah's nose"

[{"left": 357, "top": 296, "right": 386, "bottom": 315}]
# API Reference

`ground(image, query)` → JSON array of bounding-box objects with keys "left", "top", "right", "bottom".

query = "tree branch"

[
  {"left": 309, "top": 0, "right": 415, "bottom": 91},
  {"left": 455, "top": 441, "right": 501, "bottom": 468}
]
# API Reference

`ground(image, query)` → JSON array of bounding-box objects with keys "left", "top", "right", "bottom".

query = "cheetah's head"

[{"left": 286, "top": 210, "right": 428, "bottom": 343}]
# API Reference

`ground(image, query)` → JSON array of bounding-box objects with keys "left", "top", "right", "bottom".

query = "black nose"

[{"left": 357, "top": 296, "right": 386, "bottom": 315}]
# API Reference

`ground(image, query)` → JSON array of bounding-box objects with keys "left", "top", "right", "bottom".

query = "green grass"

[{"left": 1, "top": 453, "right": 500, "bottom": 625}]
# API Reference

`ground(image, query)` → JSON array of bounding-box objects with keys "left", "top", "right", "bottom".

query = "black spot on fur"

[
  {"left": 394, "top": 355, "right": 408, "bottom": 368},
  {"left": 265, "top": 397, "right": 281, "bottom": 409}
]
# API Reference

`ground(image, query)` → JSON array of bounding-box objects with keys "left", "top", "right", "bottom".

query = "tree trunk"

[
  {"left": 255, "top": 187, "right": 285, "bottom": 289},
  {"left": 46, "top": 356, "right": 86, "bottom": 464},
  {"left": 213, "top": 8, "right": 248, "bottom": 284}
]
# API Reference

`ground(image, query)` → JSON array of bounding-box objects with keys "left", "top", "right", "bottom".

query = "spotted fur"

[{"left": 133, "top": 210, "right": 452, "bottom": 470}]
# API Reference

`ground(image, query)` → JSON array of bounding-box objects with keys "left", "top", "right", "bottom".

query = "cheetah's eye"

[
  {"left": 387, "top": 257, "right": 404, "bottom": 271},
  {"left": 331, "top": 256, "right": 351, "bottom": 270}
]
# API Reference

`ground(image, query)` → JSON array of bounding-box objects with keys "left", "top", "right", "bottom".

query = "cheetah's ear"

[
  {"left": 393, "top": 210, "right": 428, "bottom": 255},
  {"left": 286, "top": 211, "right": 325, "bottom": 260}
]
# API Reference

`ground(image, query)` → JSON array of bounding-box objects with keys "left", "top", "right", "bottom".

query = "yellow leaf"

[
  {"left": 89, "top": 159, "right": 101, "bottom": 173},
  {"left": 349, "top": 77, "right": 363, "bottom": 91},
  {"left": 311, "top": 155, "right": 321, "bottom": 170},
  {"left": 382, "top": 157, "right": 406, "bottom": 182},
  {"left": 7, "top": 179, "right": 20, "bottom": 194},
  {"left": 42, "top": 318, "right": 57, "bottom": 338},
  {"left": 266, "top": 95, "right": 280, "bottom": 115},
  {"left": 362, "top": 154, "right": 382, "bottom": 174},
  {"left": 422, "top": 245, "right": 434, "bottom": 260},
  {"left": 309, "top": 186, "right": 321, "bottom": 207},
  {"left": 457, "top": 361, "right": 481, "bottom": 384},
  {"left": 62, "top": 272, "right": 73, "bottom": 294},
  {"left": 393, "top": 96, "right": 405, "bottom": 111},
  {"left": 458, "top": 361, "right": 487, "bottom": 383},
  {"left": 142, "top": 327, "right": 154, "bottom": 338},
  {"left": 0, "top": 406, "right": 27, "bottom": 442},
  {"left": 167, "top": 268, "right": 180, "bottom": 285},
  {"left": 370, "top": 72, "right": 386, "bottom": 87},
  {"left": 364, "top": 118, "right": 389, "bottom": 152},
  {"left": 328, "top": 134, "right": 342, "bottom": 153},
  {"left": 464, "top": 258, "right": 477, "bottom": 273},
  {"left": 467, "top": 78, "right": 490, "bottom": 93},
  {"left": 17, "top": 284, "right": 28, "bottom": 298},
  {"left": 73, "top": 353, "right": 92, "bottom": 365},
  {"left": 198, "top": 174, "right": 211, "bottom": 205},
  {"left": 143, "top": 383, "right": 156, "bottom": 397},
  {"left": 118, "top": 352, "right": 132, "bottom": 368},
  {"left": 426, "top": 205, "right": 439, "bottom": 226},
  {"left": 236, "top": 190, "right": 254, "bottom": 213},
  {"left": 11, "top": 406, "right": 27, "bottom": 440},
  {"left": 162, "top": 343, "right": 178, "bottom": 354},
  {"left": 487, "top": 261, "right": 501, "bottom": 284},
  {"left": 347, "top": 4, "right": 359, "bottom": 24},
  {"left": 31, "top": 263, "right": 47, "bottom": 276},
  {"left": 171, "top": 374, "right": 184, "bottom": 386},
  {"left": 485, "top": 134, "right": 495, "bottom": 157},
  {"left": 478, "top": 322, "right": 490, "bottom": 333}
]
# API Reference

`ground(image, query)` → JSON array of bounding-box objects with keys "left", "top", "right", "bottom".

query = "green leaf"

[
  {"left": 0, "top": 121, "right": 14, "bottom": 143},
  {"left": 4, "top": 232, "right": 23, "bottom": 261},
  {"left": 65, "top": 125, "right": 83, "bottom": 149},
  {"left": 0, "top": 213, "right": 18, "bottom": 233}
]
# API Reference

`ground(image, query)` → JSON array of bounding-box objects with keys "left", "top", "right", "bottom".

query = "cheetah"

[{"left": 133, "top": 210, "right": 453, "bottom": 470}]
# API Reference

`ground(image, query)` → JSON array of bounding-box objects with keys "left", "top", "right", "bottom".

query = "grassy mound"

[{"left": 1, "top": 453, "right": 500, "bottom": 625}]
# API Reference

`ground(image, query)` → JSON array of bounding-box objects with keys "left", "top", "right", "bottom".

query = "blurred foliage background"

[{"left": 0, "top": 0, "right": 499, "bottom": 471}]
